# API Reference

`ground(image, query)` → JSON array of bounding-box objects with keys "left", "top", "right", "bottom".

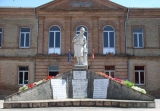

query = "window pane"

[
  {"left": 20, "top": 33, "right": 24, "bottom": 47},
  {"left": 139, "top": 34, "right": 143, "bottom": 47},
  {"left": 55, "top": 32, "right": 60, "bottom": 47},
  {"left": 103, "top": 32, "right": 108, "bottom": 47},
  {"left": 49, "top": 66, "right": 59, "bottom": 71},
  {"left": 110, "top": 72, "right": 115, "bottom": 78},
  {"left": 50, "top": 26, "right": 60, "bottom": 31},
  {"left": 110, "top": 32, "right": 114, "bottom": 47},
  {"left": 104, "top": 26, "right": 114, "bottom": 31},
  {"left": 76, "top": 31, "right": 79, "bottom": 34},
  {"left": 135, "top": 66, "right": 144, "bottom": 70},
  {"left": 0, "top": 34, "right": 1, "bottom": 47},
  {"left": 25, "top": 33, "right": 29, "bottom": 47},
  {"left": 133, "top": 28, "right": 142, "bottom": 33},
  {"left": 140, "top": 72, "right": 145, "bottom": 84},
  {"left": 134, "top": 34, "right": 138, "bottom": 47},
  {"left": 21, "top": 28, "right": 30, "bottom": 32},
  {"left": 19, "top": 72, "right": 23, "bottom": 84},
  {"left": 19, "top": 66, "right": 28, "bottom": 71},
  {"left": 76, "top": 26, "right": 81, "bottom": 31},
  {"left": 49, "top": 32, "right": 54, "bottom": 47},
  {"left": 24, "top": 72, "right": 28, "bottom": 84},
  {"left": 49, "top": 72, "right": 58, "bottom": 77},
  {"left": 135, "top": 72, "right": 139, "bottom": 84},
  {"left": 105, "top": 72, "right": 109, "bottom": 76}
]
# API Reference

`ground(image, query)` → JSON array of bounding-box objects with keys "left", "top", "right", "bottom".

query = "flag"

[
  {"left": 68, "top": 49, "right": 71, "bottom": 62},
  {"left": 92, "top": 49, "right": 94, "bottom": 60}
]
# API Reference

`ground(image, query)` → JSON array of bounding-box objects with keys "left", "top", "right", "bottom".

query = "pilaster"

[
  {"left": 38, "top": 16, "right": 45, "bottom": 54},
  {"left": 65, "top": 16, "right": 72, "bottom": 54},
  {"left": 91, "top": 16, "right": 99, "bottom": 54}
]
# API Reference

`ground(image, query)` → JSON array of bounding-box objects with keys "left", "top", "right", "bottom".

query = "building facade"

[{"left": 0, "top": 0, "right": 160, "bottom": 97}]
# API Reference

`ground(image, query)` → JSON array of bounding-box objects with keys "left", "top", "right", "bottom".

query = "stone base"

[
  {"left": 73, "top": 65, "right": 88, "bottom": 69},
  {"left": 3, "top": 99, "right": 155, "bottom": 108}
]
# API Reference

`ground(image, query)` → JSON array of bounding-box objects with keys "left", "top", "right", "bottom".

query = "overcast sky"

[{"left": 0, "top": 0, "right": 160, "bottom": 8}]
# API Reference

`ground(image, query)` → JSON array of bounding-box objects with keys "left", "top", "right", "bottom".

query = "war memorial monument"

[{"left": 3, "top": 27, "right": 155, "bottom": 108}]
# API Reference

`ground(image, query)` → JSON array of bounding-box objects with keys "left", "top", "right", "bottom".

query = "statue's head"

[
  {"left": 80, "top": 27, "right": 85, "bottom": 32},
  {"left": 80, "top": 27, "right": 85, "bottom": 35}
]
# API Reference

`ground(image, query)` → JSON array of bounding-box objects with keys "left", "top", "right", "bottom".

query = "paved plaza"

[{"left": 0, "top": 99, "right": 160, "bottom": 111}]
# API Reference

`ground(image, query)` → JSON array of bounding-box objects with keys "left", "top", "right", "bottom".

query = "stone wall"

[
  {"left": 5, "top": 80, "right": 52, "bottom": 102},
  {"left": 108, "top": 80, "right": 154, "bottom": 101}
]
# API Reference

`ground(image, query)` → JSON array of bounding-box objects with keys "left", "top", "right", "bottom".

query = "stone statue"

[{"left": 72, "top": 27, "right": 88, "bottom": 66}]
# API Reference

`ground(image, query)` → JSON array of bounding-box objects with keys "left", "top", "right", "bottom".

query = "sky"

[{"left": 0, "top": 0, "right": 160, "bottom": 8}]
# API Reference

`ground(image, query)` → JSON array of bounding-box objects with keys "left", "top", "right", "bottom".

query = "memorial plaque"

[
  {"left": 72, "top": 79, "right": 88, "bottom": 98},
  {"left": 73, "top": 71, "right": 86, "bottom": 79},
  {"left": 51, "top": 79, "right": 67, "bottom": 99},
  {"left": 93, "top": 79, "right": 109, "bottom": 99}
]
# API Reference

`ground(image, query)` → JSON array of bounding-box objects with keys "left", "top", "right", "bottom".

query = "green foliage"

[{"left": 123, "top": 80, "right": 134, "bottom": 87}]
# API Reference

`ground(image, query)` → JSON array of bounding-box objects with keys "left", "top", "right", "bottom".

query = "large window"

[
  {"left": 48, "top": 66, "right": 59, "bottom": 77},
  {"left": 105, "top": 66, "right": 115, "bottom": 78},
  {"left": 0, "top": 28, "right": 2, "bottom": 47},
  {"left": 133, "top": 28, "right": 143, "bottom": 48},
  {"left": 19, "top": 28, "right": 30, "bottom": 48},
  {"left": 76, "top": 25, "right": 88, "bottom": 51},
  {"left": 135, "top": 66, "right": 145, "bottom": 85},
  {"left": 18, "top": 66, "right": 29, "bottom": 85},
  {"left": 103, "top": 26, "right": 115, "bottom": 54},
  {"left": 48, "top": 26, "right": 61, "bottom": 54}
]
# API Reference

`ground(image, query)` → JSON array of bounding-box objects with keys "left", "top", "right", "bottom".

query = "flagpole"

[{"left": 68, "top": 49, "right": 71, "bottom": 62}]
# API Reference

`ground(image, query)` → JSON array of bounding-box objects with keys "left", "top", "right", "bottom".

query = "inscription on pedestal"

[
  {"left": 93, "top": 79, "right": 109, "bottom": 99},
  {"left": 73, "top": 71, "right": 86, "bottom": 79},
  {"left": 72, "top": 79, "right": 88, "bottom": 98},
  {"left": 51, "top": 79, "right": 67, "bottom": 99}
]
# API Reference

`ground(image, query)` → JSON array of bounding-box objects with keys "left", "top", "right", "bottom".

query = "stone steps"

[{"left": 3, "top": 99, "right": 155, "bottom": 108}]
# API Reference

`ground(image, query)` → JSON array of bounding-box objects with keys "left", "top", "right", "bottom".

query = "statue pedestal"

[
  {"left": 72, "top": 69, "right": 88, "bottom": 99},
  {"left": 73, "top": 65, "right": 88, "bottom": 69}
]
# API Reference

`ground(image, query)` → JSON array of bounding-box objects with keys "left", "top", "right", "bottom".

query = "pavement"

[{"left": 0, "top": 99, "right": 160, "bottom": 111}]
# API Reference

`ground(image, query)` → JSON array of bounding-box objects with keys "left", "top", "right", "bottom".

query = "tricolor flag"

[
  {"left": 92, "top": 49, "right": 95, "bottom": 60},
  {"left": 68, "top": 49, "right": 71, "bottom": 62}
]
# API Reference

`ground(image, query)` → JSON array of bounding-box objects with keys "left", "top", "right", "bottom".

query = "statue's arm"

[
  {"left": 72, "top": 35, "right": 78, "bottom": 43},
  {"left": 83, "top": 37, "right": 87, "bottom": 52}
]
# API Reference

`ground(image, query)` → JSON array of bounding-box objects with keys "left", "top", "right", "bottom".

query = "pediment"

[{"left": 36, "top": 0, "right": 126, "bottom": 11}]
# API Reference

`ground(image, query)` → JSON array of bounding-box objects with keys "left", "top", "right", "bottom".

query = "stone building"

[{"left": 0, "top": 0, "right": 160, "bottom": 97}]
